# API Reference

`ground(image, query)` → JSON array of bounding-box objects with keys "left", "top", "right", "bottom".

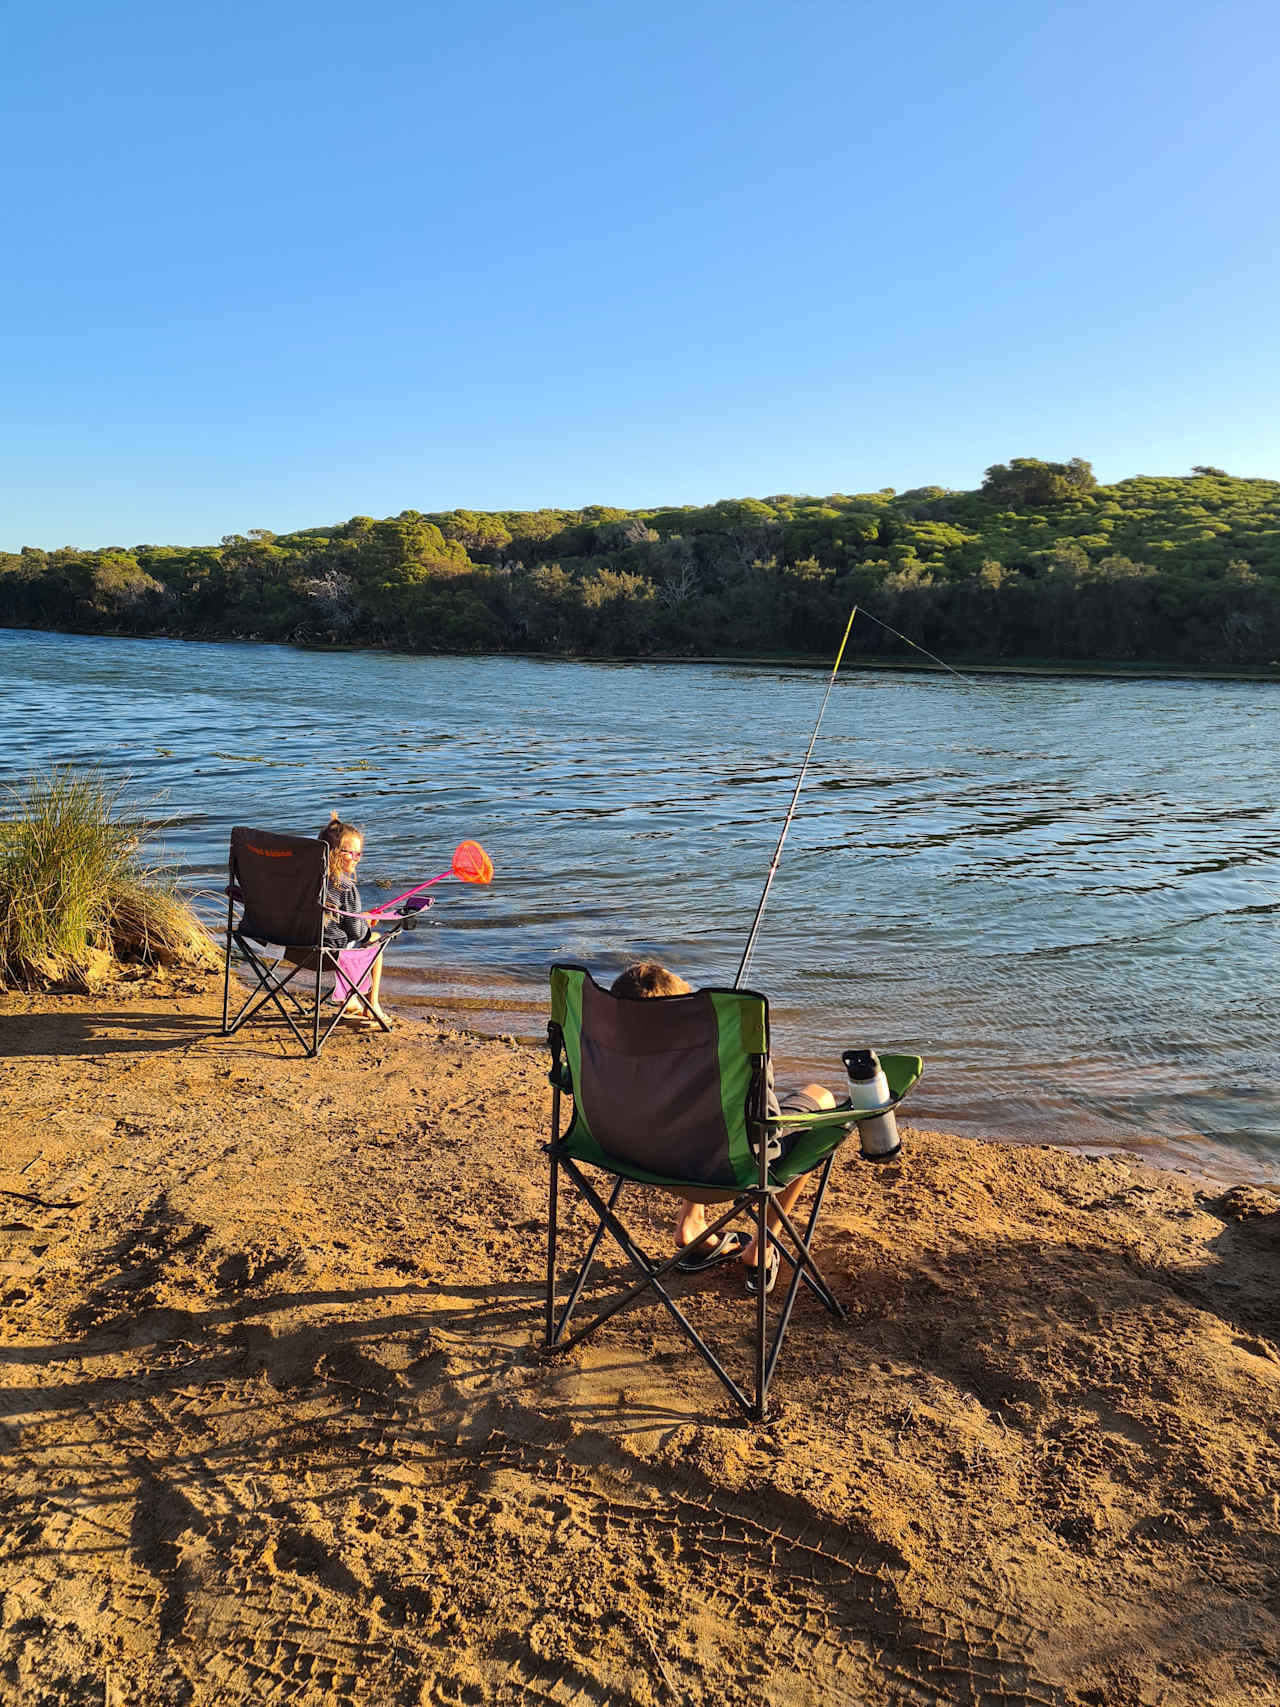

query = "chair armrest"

[
  {"left": 765, "top": 1105, "right": 860, "bottom": 1135},
  {"left": 768, "top": 1051, "right": 923, "bottom": 1130}
]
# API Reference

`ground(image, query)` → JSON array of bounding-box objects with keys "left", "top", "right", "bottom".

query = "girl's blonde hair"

[{"left": 318, "top": 811, "right": 362, "bottom": 881}]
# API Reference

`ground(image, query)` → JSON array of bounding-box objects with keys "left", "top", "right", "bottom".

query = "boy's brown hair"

[{"left": 609, "top": 961, "right": 693, "bottom": 1000}]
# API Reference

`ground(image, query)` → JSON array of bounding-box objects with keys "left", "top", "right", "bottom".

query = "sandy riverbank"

[{"left": 2, "top": 973, "right": 1279, "bottom": 1706}]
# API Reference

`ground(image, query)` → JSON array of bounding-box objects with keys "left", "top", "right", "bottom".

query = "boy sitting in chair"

[{"left": 609, "top": 962, "right": 839, "bottom": 1295}]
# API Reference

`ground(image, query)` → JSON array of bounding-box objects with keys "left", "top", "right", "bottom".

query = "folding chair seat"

[
  {"left": 221, "top": 826, "right": 419, "bottom": 1057},
  {"left": 543, "top": 964, "right": 921, "bottom": 1422}
]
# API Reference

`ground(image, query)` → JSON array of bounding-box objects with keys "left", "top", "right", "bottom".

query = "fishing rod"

[{"left": 733, "top": 604, "right": 859, "bottom": 990}]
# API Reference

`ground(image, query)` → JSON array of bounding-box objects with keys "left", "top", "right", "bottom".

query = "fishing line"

[
  {"left": 854, "top": 614, "right": 1280, "bottom": 909},
  {"left": 732, "top": 601, "right": 1024, "bottom": 990},
  {"left": 852, "top": 606, "right": 1007, "bottom": 700},
  {"left": 732, "top": 597, "right": 1277, "bottom": 995},
  {"left": 853, "top": 613, "right": 1280, "bottom": 927}
]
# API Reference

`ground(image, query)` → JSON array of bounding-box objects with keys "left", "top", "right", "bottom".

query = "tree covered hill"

[{"left": 3, "top": 460, "right": 1279, "bottom": 669}]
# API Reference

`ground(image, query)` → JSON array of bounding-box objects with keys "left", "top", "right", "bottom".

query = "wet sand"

[{"left": 2, "top": 973, "right": 1279, "bottom": 1705}]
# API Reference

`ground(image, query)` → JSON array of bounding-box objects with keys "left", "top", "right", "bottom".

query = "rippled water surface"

[{"left": 3, "top": 629, "right": 1278, "bottom": 1181}]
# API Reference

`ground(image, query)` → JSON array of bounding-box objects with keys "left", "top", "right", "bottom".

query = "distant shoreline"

[{"left": 6, "top": 622, "right": 1280, "bottom": 685}]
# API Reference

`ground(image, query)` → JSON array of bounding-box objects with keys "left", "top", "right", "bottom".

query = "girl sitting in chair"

[{"left": 319, "top": 813, "right": 393, "bottom": 1030}]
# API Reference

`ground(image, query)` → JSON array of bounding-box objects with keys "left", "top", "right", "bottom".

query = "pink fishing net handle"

[
  {"left": 370, "top": 847, "right": 491, "bottom": 915},
  {"left": 369, "top": 871, "right": 450, "bottom": 916}
]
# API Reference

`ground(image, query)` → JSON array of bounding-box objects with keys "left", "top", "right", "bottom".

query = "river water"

[{"left": 2, "top": 628, "right": 1278, "bottom": 1183}]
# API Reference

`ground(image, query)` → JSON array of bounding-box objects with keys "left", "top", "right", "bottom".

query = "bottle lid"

[{"left": 842, "top": 1048, "right": 880, "bottom": 1080}]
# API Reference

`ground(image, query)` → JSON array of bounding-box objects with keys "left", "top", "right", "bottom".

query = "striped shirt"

[{"left": 323, "top": 876, "right": 370, "bottom": 949}]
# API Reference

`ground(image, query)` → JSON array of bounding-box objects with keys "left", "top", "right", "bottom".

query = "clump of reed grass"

[{"left": 0, "top": 768, "right": 218, "bottom": 990}]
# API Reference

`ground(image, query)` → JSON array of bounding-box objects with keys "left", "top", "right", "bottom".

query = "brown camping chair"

[{"left": 221, "top": 827, "right": 418, "bottom": 1057}]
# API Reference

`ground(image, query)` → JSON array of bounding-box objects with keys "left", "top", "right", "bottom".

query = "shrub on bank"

[{"left": 0, "top": 769, "right": 217, "bottom": 990}]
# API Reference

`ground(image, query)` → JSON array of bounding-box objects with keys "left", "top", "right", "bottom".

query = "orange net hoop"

[{"left": 451, "top": 840, "right": 493, "bottom": 885}]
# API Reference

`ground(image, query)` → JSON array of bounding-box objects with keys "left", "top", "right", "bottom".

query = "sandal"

[
  {"left": 675, "top": 1229, "right": 750, "bottom": 1273},
  {"left": 744, "top": 1250, "right": 780, "bottom": 1296}
]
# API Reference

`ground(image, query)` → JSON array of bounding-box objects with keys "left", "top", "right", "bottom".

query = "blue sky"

[{"left": 3, "top": 0, "right": 1278, "bottom": 548}]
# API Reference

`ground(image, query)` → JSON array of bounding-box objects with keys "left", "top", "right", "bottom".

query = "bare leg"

[
  {"left": 367, "top": 954, "right": 391, "bottom": 1025},
  {"left": 675, "top": 1199, "right": 711, "bottom": 1252},
  {"left": 675, "top": 1200, "right": 747, "bottom": 1259}
]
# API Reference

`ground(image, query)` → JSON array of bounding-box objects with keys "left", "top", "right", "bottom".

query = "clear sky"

[{"left": 3, "top": 0, "right": 1278, "bottom": 549}]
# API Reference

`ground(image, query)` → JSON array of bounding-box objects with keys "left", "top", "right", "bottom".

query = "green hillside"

[{"left": 4, "top": 459, "right": 1279, "bottom": 670}]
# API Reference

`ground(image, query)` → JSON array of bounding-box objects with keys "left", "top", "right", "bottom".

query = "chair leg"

[
  {"left": 761, "top": 1157, "right": 846, "bottom": 1402},
  {"left": 554, "top": 1187, "right": 749, "bottom": 1348},
  {"left": 545, "top": 1141, "right": 559, "bottom": 1348},
  {"left": 548, "top": 1159, "right": 758, "bottom": 1418},
  {"left": 753, "top": 1193, "right": 769, "bottom": 1422},
  {"left": 222, "top": 889, "right": 234, "bottom": 1035},
  {"left": 551, "top": 1176, "right": 625, "bottom": 1345},
  {"left": 771, "top": 1157, "right": 845, "bottom": 1318},
  {"left": 541, "top": 1151, "right": 850, "bottom": 1426},
  {"left": 226, "top": 950, "right": 324, "bottom": 1055}
]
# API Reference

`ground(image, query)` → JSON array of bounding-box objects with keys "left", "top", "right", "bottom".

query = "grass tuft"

[{"left": 0, "top": 768, "right": 218, "bottom": 990}]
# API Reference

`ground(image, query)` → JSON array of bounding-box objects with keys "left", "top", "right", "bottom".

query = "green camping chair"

[{"left": 544, "top": 964, "right": 922, "bottom": 1422}]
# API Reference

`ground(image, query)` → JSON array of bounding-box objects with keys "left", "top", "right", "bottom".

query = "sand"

[{"left": 2, "top": 972, "right": 1279, "bottom": 1706}]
